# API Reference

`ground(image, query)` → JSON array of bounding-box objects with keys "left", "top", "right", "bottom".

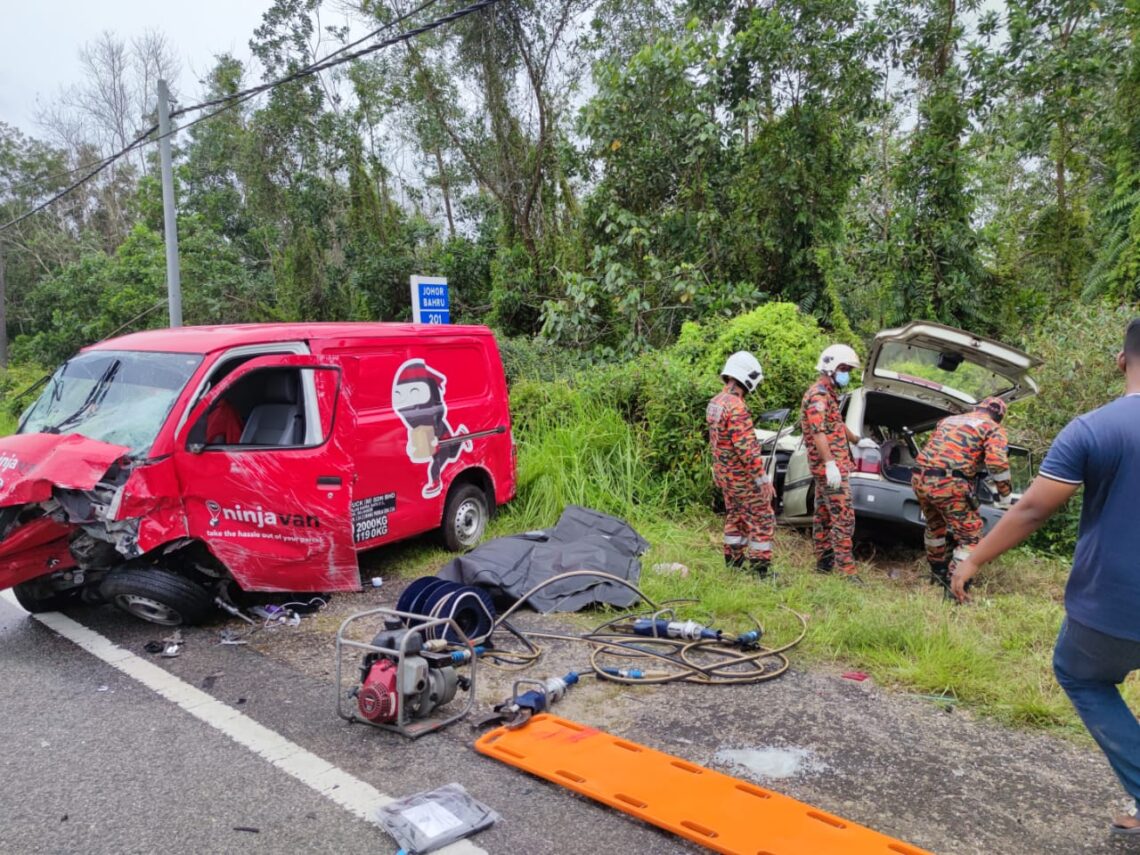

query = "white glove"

[
  {"left": 825, "top": 460, "right": 842, "bottom": 490},
  {"left": 856, "top": 437, "right": 878, "bottom": 450}
]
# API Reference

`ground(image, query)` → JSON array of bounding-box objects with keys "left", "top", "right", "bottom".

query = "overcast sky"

[{"left": 0, "top": 0, "right": 282, "bottom": 137}]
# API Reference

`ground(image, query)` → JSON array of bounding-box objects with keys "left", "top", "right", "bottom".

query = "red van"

[{"left": 0, "top": 323, "right": 516, "bottom": 625}]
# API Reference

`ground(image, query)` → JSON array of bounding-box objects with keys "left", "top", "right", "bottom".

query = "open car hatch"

[{"left": 864, "top": 321, "right": 1042, "bottom": 411}]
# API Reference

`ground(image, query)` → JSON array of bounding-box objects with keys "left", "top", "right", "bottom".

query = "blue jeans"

[{"left": 1053, "top": 618, "right": 1140, "bottom": 812}]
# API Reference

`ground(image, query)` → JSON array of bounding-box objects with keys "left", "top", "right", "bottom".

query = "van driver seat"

[{"left": 239, "top": 372, "right": 303, "bottom": 446}]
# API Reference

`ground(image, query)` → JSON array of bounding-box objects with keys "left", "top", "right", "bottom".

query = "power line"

[
  {"left": 171, "top": 0, "right": 445, "bottom": 120},
  {"left": 5, "top": 0, "right": 444, "bottom": 199},
  {"left": 0, "top": 126, "right": 158, "bottom": 233},
  {"left": 3, "top": 155, "right": 126, "bottom": 196},
  {"left": 0, "top": 0, "right": 497, "bottom": 234}
]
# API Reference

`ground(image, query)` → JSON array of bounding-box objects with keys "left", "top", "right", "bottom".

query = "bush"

[
  {"left": 0, "top": 361, "right": 48, "bottom": 428},
  {"left": 672, "top": 302, "right": 834, "bottom": 413},
  {"left": 497, "top": 335, "right": 590, "bottom": 386},
  {"left": 508, "top": 303, "right": 832, "bottom": 514},
  {"left": 1008, "top": 301, "right": 1138, "bottom": 554}
]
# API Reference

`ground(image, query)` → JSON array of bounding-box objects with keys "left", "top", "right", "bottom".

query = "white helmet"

[
  {"left": 721, "top": 351, "right": 764, "bottom": 393},
  {"left": 816, "top": 343, "right": 861, "bottom": 374}
]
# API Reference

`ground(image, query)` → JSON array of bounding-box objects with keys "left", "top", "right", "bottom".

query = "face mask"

[{"left": 834, "top": 371, "right": 851, "bottom": 388}]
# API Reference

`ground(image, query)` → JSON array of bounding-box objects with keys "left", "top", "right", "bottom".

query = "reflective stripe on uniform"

[
  {"left": 990, "top": 470, "right": 1011, "bottom": 482},
  {"left": 723, "top": 535, "right": 746, "bottom": 545},
  {"left": 749, "top": 540, "right": 772, "bottom": 552},
  {"left": 952, "top": 546, "right": 973, "bottom": 562},
  {"left": 924, "top": 534, "right": 947, "bottom": 547}
]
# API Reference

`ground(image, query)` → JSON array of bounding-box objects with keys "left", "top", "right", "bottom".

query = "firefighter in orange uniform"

[
  {"left": 706, "top": 352, "right": 776, "bottom": 579},
  {"left": 912, "top": 396, "right": 1012, "bottom": 597},
  {"left": 801, "top": 344, "right": 868, "bottom": 580}
]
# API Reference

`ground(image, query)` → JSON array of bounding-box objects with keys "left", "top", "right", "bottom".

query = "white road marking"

[{"left": 1, "top": 593, "right": 485, "bottom": 854}]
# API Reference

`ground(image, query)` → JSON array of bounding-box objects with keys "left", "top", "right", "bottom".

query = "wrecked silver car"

[{"left": 756, "top": 322, "right": 1042, "bottom": 539}]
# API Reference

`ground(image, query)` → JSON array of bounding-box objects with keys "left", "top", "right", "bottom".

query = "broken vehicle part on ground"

[
  {"left": 756, "top": 321, "right": 1043, "bottom": 539},
  {"left": 0, "top": 322, "right": 517, "bottom": 626}
]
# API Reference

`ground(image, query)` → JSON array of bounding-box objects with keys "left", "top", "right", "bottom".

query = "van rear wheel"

[
  {"left": 442, "top": 484, "right": 490, "bottom": 552},
  {"left": 101, "top": 567, "right": 213, "bottom": 626}
]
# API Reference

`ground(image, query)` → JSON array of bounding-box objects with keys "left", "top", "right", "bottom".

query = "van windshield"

[{"left": 19, "top": 350, "right": 203, "bottom": 454}]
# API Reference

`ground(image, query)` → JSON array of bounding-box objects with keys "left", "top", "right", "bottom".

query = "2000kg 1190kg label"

[{"left": 351, "top": 492, "right": 396, "bottom": 543}]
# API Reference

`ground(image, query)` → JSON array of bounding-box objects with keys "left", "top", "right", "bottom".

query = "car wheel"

[
  {"left": 100, "top": 567, "right": 214, "bottom": 626},
  {"left": 441, "top": 484, "right": 490, "bottom": 552},
  {"left": 12, "top": 578, "right": 79, "bottom": 613}
]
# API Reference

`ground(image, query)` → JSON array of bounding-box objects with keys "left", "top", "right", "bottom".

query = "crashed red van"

[{"left": 1, "top": 323, "right": 516, "bottom": 625}]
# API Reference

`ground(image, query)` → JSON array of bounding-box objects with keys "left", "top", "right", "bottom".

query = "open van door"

[{"left": 172, "top": 355, "right": 360, "bottom": 592}]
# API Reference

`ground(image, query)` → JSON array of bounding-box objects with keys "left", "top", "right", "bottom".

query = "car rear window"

[{"left": 873, "top": 342, "right": 1012, "bottom": 401}]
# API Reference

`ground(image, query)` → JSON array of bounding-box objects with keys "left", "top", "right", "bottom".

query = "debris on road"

[{"left": 376, "top": 783, "right": 499, "bottom": 854}]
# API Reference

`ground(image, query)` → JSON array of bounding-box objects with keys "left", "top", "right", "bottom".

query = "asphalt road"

[{"left": 0, "top": 595, "right": 698, "bottom": 855}]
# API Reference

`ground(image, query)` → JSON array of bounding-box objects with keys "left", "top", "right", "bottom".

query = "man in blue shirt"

[{"left": 953, "top": 318, "right": 1140, "bottom": 836}]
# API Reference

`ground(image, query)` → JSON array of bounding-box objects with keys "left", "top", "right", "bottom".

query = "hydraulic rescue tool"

[
  {"left": 336, "top": 607, "right": 480, "bottom": 738},
  {"left": 474, "top": 671, "right": 580, "bottom": 730},
  {"left": 620, "top": 617, "right": 764, "bottom": 649}
]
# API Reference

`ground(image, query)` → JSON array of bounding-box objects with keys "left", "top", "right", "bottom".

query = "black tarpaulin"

[{"left": 435, "top": 505, "right": 649, "bottom": 613}]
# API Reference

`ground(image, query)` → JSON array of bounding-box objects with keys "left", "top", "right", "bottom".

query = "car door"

[{"left": 172, "top": 355, "right": 359, "bottom": 592}]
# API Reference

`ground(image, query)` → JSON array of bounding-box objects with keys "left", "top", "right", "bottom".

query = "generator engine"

[{"left": 355, "top": 626, "right": 466, "bottom": 724}]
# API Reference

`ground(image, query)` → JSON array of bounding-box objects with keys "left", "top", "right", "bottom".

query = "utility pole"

[
  {"left": 0, "top": 243, "right": 7, "bottom": 368},
  {"left": 157, "top": 79, "right": 183, "bottom": 327}
]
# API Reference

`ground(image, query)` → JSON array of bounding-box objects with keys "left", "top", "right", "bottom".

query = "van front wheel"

[
  {"left": 101, "top": 567, "right": 214, "bottom": 626},
  {"left": 442, "top": 484, "right": 490, "bottom": 552},
  {"left": 12, "top": 578, "right": 79, "bottom": 613}
]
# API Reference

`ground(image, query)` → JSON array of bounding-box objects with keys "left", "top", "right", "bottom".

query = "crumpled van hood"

[{"left": 0, "top": 433, "right": 131, "bottom": 507}]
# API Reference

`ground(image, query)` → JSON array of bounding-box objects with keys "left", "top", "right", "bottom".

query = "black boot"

[
  {"left": 815, "top": 550, "right": 834, "bottom": 574},
  {"left": 749, "top": 559, "right": 777, "bottom": 582},
  {"left": 725, "top": 554, "right": 746, "bottom": 570},
  {"left": 929, "top": 561, "right": 950, "bottom": 590}
]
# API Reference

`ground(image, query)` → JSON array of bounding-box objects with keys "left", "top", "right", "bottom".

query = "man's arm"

[
  {"left": 951, "top": 475, "right": 1079, "bottom": 601},
  {"left": 803, "top": 394, "right": 834, "bottom": 462},
  {"left": 811, "top": 432, "right": 833, "bottom": 462}
]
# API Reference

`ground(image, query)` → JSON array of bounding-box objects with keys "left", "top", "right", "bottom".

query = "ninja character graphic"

[{"left": 392, "top": 359, "right": 472, "bottom": 499}]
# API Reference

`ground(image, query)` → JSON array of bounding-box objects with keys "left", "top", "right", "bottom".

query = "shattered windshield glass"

[
  {"left": 873, "top": 341, "right": 1012, "bottom": 402},
  {"left": 19, "top": 350, "right": 202, "bottom": 454}
]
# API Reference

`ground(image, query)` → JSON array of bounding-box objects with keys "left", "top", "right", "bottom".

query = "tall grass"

[{"left": 501, "top": 383, "right": 667, "bottom": 532}]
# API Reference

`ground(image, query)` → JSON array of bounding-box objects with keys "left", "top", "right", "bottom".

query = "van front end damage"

[{"left": 0, "top": 433, "right": 140, "bottom": 608}]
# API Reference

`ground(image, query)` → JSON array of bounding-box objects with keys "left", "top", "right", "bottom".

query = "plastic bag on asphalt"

[{"left": 376, "top": 783, "right": 500, "bottom": 853}]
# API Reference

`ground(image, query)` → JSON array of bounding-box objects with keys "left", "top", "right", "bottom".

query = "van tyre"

[
  {"left": 442, "top": 484, "right": 490, "bottom": 552},
  {"left": 12, "top": 579, "right": 79, "bottom": 613},
  {"left": 100, "top": 567, "right": 214, "bottom": 626}
]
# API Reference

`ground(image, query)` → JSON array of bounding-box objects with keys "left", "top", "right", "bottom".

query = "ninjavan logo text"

[{"left": 206, "top": 500, "right": 321, "bottom": 529}]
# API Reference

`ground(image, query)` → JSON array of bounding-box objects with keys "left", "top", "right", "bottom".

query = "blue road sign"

[{"left": 410, "top": 276, "right": 450, "bottom": 324}]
